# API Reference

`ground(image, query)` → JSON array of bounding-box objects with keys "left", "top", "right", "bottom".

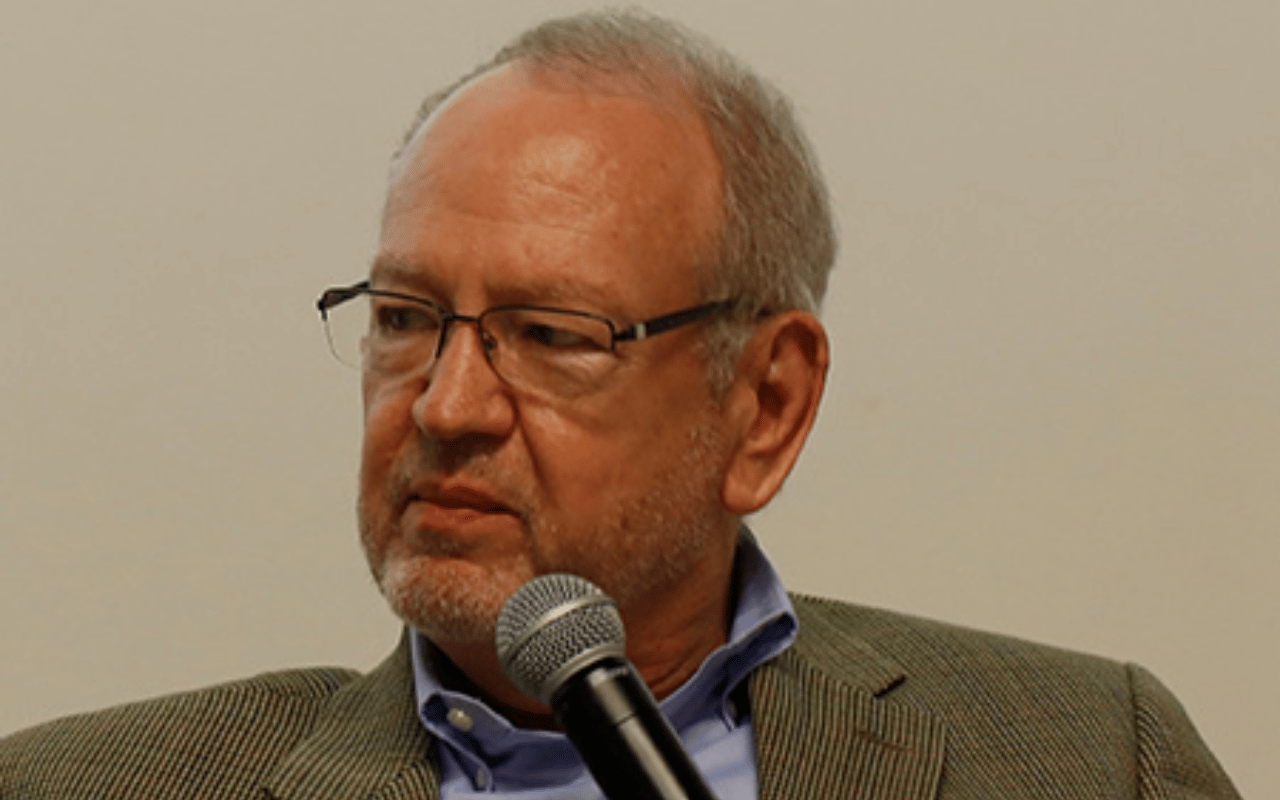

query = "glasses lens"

[
  {"left": 484, "top": 307, "right": 617, "bottom": 397},
  {"left": 321, "top": 294, "right": 366, "bottom": 368},
  {"left": 321, "top": 292, "right": 623, "bottom": 396},
  {"left": 323, "top": 292, "right": 443, "bottom": 372}
]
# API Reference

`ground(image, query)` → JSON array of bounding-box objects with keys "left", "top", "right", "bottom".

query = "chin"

[{"left": 375, "top": 551, "right": 531, "bottom": 646}]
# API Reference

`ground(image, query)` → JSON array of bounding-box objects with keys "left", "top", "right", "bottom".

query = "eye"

[
  {"left": 521, "top": 322, "right": 596, "bottom": 349},
  {"left": 372, "top": 300, "right": 439, "bottom": 336},
  {"left": 485, "top": 308, "right": 614, "bottom": 361}
]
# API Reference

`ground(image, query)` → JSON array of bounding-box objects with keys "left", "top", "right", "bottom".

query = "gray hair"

[{"left": 395, "top": 9, "right": 836, "bottom": 389}]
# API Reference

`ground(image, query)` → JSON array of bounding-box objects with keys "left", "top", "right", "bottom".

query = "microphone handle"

[{"left": 553, "top": 657, "right": 718, "bottom": 800}]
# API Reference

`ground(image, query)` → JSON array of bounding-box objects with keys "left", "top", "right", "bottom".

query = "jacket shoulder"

[
  {"left": 788, "top": 592, "right": 1125, "bottom": 683},
  {"left": 0, "top": 666, "right": 360, "bottom": 799},
  {"left": 787, "top": 592, "right": 1136, "bottom": 733},
  {"left": 782, "top": 594, "right": 1240, "bottom": 798}
]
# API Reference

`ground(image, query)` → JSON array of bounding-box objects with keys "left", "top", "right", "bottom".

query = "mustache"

[
  {"left": 415, "top": 434, "right": 499, "bottom": 475},
  {"left": 387, "top": 437, "right": 536, "bottom": 521}
]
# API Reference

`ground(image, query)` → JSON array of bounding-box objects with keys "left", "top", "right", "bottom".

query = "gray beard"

[{"left": 362, "top": 404, "right": 731, "bottom": 647}]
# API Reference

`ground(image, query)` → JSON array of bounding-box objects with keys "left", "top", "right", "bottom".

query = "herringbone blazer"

[{"left": 0, "top": 595, "right": 1239, "bottom": 799}]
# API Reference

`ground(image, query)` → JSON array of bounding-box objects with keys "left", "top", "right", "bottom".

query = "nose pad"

[
  {"left": 433, "top": 315, "right": 497, "bottom": 367},
  {"left": 433, "top": 317, "right": 457, "bottom": 359}
]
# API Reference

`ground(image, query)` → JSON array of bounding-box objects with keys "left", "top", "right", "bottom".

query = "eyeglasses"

[{"left": 316, "top": 281, "right": 734, "bottom": 398}]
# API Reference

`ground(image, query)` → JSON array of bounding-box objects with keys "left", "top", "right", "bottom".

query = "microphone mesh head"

[{"left": 496, "top": 573, "right": 626, "bottom": 705}]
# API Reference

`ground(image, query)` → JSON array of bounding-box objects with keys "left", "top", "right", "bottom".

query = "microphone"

[{"left": 496, "top": 573, "right": 718, "bottom": 800}]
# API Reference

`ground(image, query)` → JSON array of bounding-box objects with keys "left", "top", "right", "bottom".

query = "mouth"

[
  {"left": 415, "top": 478, "right": 519, "bottom": 512},
  {"left": 400, "top": 481, "right": 523, "bottom": 542}
]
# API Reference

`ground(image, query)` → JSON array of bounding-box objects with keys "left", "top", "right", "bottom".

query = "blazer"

[{"left": 0, "top": 595, "right": 1239, "bottom": 799}]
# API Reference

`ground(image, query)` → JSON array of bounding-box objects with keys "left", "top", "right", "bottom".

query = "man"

[{"left": 0, "top": 10, "right": 1239, "bottom": 799}]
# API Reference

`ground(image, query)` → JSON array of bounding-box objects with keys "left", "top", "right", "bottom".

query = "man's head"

[
  {"left": 352, "top": 9, "right": 834, "bottom": 700},
  {"left": 393, "top": 10, "right": 836, "bottom": 389}
]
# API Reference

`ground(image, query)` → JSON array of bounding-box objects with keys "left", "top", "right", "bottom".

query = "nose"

[{"left": 412, "top": 317, "right": 515, "bottom": 442}]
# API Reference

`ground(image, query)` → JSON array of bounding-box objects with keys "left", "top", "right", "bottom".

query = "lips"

[
  {"left": 401, "top": 480, "right": 522, "bottom": 542},
  {"left": 418, "top": 483, "right": 511, "bottom": 512}
]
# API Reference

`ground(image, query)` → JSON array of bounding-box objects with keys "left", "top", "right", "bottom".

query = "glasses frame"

[{"left": 316, "top": 279, "right": 734, "bottom": 371}]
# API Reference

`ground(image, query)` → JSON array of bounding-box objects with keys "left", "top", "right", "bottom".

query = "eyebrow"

[
  {"left": 368, "top": 255, "right": 434, "bottom": 292},
  {"left": 366, "top": 254, "right": 624, "bottom": 317}
]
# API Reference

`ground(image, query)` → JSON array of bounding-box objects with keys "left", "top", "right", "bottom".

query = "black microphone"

[{"left": 496, "top": 573, "right": 718, "bottom": 800}]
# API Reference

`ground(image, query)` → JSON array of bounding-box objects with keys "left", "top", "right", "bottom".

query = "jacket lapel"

[
  {"left": 263, "top": 632, "right": 440, "bottom": 800},
  {"left": 752, "top": 596, "right": 946, "bottom": 800},
  {"left": 262, "top": 600, "right": 945, "bottom": 800}
]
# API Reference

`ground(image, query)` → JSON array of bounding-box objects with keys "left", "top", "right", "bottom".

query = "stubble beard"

[
  {"left": 360, "top": 406, "right": 733, "bottom": 649},
  {"left": 359, "top": 455, "right": 537, "bottom": 647}
]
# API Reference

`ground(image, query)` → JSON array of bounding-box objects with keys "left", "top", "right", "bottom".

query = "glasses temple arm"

[{"left": 615, "top": 300, "right": 734, "bottom": 342}]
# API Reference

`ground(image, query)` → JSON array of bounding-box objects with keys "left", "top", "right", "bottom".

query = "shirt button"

[{"left": 446, "top": 707, "right": 474, "bottom": 733}]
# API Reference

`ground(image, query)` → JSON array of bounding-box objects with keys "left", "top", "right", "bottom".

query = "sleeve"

[{"left": 1129, "top": 663, "right": 1241, "bottom": 800}]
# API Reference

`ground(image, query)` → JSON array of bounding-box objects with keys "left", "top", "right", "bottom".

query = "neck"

[
  {"left": 428, "top": 639, "right": 560, "bottom": 729},
  {"left": 429, "top": 532, "right": 742, "bottom": 728},
  {"left": 619, "top": 566, "right": 735, "bottom": 701},
  {"left": 431, "top": 567, "right": 736, "bottom": 728}
]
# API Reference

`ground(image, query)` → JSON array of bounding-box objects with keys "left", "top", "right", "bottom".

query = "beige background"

[{"left": 2, "top": 1, "right": 1275, "bottom": 796}]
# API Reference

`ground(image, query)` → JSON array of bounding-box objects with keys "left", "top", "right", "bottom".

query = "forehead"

[{"left": 378, "top": 62, "right": 722, "bottom": 309}]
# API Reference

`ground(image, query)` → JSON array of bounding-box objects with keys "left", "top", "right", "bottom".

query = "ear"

[{"left": 720, "top": 311, "right": 829, "bottom": 515}]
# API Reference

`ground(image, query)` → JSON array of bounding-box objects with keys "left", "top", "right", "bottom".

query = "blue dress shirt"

[{"left": 409, "top": 531, "right": 798, "bottom": 800}]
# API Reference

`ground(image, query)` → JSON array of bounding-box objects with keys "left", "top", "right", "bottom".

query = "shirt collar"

[{"left": 408, "top": 528, "right": 797, "bottom": 791}]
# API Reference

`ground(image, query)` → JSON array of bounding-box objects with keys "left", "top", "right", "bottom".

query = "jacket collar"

[
  {"left": 750, "top": 595, "right": 946, "bottom": 800},
  {"left": 265, "top": 597, "right": 946, "bottom": 800},
  {"left": 263, "top": 631, "right": 440, "bottom": 800}
]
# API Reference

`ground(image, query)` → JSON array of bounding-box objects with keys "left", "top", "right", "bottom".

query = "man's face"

[{"left": 358, "top": 64, "right": 738, "bottom": 649}]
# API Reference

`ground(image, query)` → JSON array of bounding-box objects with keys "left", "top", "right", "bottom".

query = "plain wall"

[{"left": 2, "top": 1, "right": 1275, "bottom": 797}]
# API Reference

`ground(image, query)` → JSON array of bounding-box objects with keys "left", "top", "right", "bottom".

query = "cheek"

[
  {"left": 523, "top": 402, "right": 664, "bottom": 515},
  {"left": 359, "top": 380, "right": 417, "bottom": 496},
  {"left": 363, "top": 372, "right": 418, "bottom": 435}
]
